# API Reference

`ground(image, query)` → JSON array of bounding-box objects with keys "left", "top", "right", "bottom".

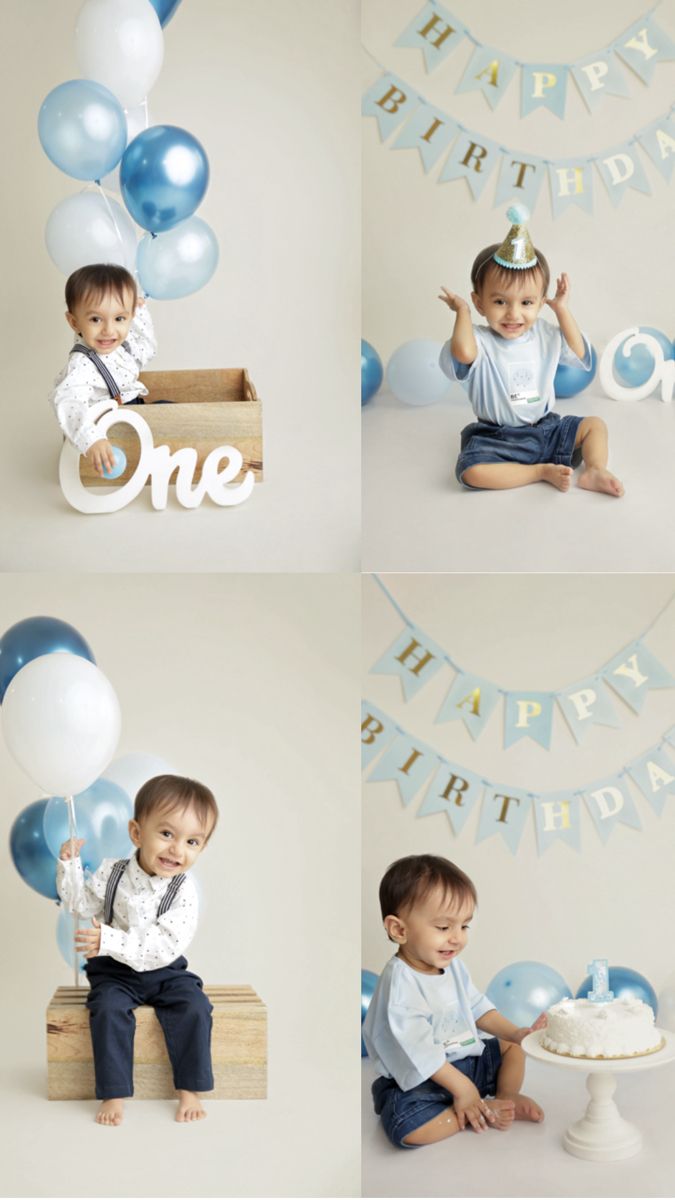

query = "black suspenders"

[
  {"left": 103, "top": 858, "right": 187, "bottom": 925},
  {"left": 70, "top": 343, "right": 122, "bottom": 400}
]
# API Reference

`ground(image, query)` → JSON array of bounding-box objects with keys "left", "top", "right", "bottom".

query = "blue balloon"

[
  {"left": 487, "top": 961, "right": 572, "bottom": 1027},
  {"left": 56, "top": 904, "right": 87, "bottom": 972},
  {"left": 612, "top": 327, "right": 674, "bottom": 387},
  {"left": 137, "top": 217, "right": 219, "bottom": 300},
  {"left": 148, "top": 0, "right": 183, "bottom": 26},
  {"left": 10, "top": 800, "right": 58, "bottom": 900},
  {"left": 120, "top": 125, "right": 209, "bottom": 234},
  {"left": 362, "top": 340, "right": 383, "bottom": 406},
  {"left": 43, "top": 779, "right": 134, "bottom": 874},
  {"left": 38, "top": 80, "right": 127, "bottom": 182},
  {"left": 102, "top": 447, "right": 127, "bottom": 480},
  {"left": 554, "top": 345, "right": 598, "bottom": 399},
  {"left": 0, "top": 616, "right": 95, "bottom": 703},
  {"left": 361, "top": 969, "right": 379, "bottom": 1056},
  {"left": 576, "top": 966, "right": 658, "bottom": 1016}
]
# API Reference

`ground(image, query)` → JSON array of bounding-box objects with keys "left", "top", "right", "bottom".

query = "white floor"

[
  {"left": 362, "top": 388, "right": 675, "bottom": 573},
  {"left": 362, "top": 1060, "right": 675, "bottom": 1198}
]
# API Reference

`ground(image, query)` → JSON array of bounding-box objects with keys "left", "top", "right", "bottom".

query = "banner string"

[{"left": 93, "top": 181, "right": 127, "bottom": 257}]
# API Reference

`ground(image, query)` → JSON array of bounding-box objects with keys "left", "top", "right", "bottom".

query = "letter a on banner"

[
  {"left": 627, "top": 745, "right": 675, "bottom": 816},
  {"left": 602, "top": 640, "right": 675, "bottom": 713},
  {"left": 435, "top": 671, "right": 500, "bottom": 740},
  {"left": 476, "top": 785, "right": 531, "bottom": 854},
  {"left": 371, "top": 624, "right": 445, "bottom": 701},
  {"left": 367, "top": 732, "right": 438, "bottom": 807},
  {"left": 584, "top": 775, "right": 642, "bottom": 844}
]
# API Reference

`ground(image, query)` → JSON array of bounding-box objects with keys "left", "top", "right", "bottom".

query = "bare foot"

[
  {"left": 176, "top": 1090, "right": 207, "bottom": 1122},
  {"left": 95, "top": 1098, "right": 124, "bottom": 1126},
  {"left": 540, "top": 464, "right": 574, "bottom": 492},
  {"left": 483, "top": 1098, "right": 516, "bottom": 1130},
  {"left": 578, "top": 466, "right": 624, "bottom": 497},
  {"left": 498, "top": 1092, "right": 545, "bottom": 1122}
]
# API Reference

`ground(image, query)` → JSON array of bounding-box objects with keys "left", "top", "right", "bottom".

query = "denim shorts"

[
  {"left": 371, "top": 1038, "right": 503, "bottom": 1149},
  {"left": 456, "top": 412, "right": 583, "bottom": 489}
]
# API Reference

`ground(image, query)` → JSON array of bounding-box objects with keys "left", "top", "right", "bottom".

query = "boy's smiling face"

[
  {"left": 66, "top": 286, "right": 136, "bottom": 356},
  {"left": 129, "top": 802, "right": 213, "bottom": 878},
  {"left": 472, "top": 267, "right": 545, "bottom": 340},
  {"left": 385, "top": 886, "right": 474, "bottom": 975}
]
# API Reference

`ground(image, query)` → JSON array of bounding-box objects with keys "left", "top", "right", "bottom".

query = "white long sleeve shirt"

[
  {"left": 56, "top": 851, "right": 199, "bottom": 973},
  {"left": 49, "top": 305, "right": 157, "bottom": 455}
]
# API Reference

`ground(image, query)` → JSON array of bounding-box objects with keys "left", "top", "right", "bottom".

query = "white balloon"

[
  {"left": 2, "top": 653, "right": 121, "bottom": 795},
  {"left": 103, "top": 753, "right": 178, "bottom": 802},
  {"left": 386, "top": 339, "right": 455, "bottom": 406},
  {"left": 75, "top": 0, "right": 164, "bottom": 110},
  {"left": 658, "top": 977, "right": 675, "bottom": 1032},
  {"left": 45, "top": 191, "right": 138, "bottom": 276}
]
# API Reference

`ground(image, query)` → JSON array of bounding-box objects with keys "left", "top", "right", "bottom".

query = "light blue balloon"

[
  {"left": 361, "top": 969, "right": 378, "bottom": 1056},
  {"left": 361, "top": 340, "right": 383, "bottom": 406},
  {"left": 148, "top": 0, "right": 183, "bottom": 26},
  {"left": 576, "top": 966, "right": 658, "bottom": 1016},
  {"left": 137, "top": 217, "right": 219, "bottom": 299},
  {"left": 613, "top": 327, "right": 674, "bottom": 387},
  {"left": 554, "top": 345, "right": 597, "bottom": 399},
  {"left": 43, "top": 779, "right": 133, "bottom": 874},
  {"left": 56, "top": 904, "right": 87, "bottom": 972},
  {"left": 38, "top": 80, "right": 127, "bottom": 182},
  {"left": 0, "top": 616, "right": 95, "bottom": 703},
  {"left": 386, "top": 339, "right": 454, "bottom": 406},
  {"left": 102, "top": 447, "right": 127, "bottom": 480},
  {"left": 120, "top": 125, "right": 209, "bottom": 234},
  {"left": 487, "top": 961, "right": 572, "bottom": 1027},
  {"left": 9, "top": 799, "right": 58, "bottom": 900}
]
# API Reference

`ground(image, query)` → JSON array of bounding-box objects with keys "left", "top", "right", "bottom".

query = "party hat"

[{"left": 493, "top": 204, "right": 537, "bottom": 270}]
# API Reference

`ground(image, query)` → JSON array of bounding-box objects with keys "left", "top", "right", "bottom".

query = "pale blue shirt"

[
  {"left": 439, "top": 319, "right": 592, "bottom": 426},
  {"left": 362, "top": 955, "right": 496, "bottom": 1092}
]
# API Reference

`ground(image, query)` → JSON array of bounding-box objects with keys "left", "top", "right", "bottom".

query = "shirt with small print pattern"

[
  {"left": 49, "top": 304, "right": 157, "bottom": 456},
  {"left": 56, "top": 850, "right": 199, "bottom": 973}
]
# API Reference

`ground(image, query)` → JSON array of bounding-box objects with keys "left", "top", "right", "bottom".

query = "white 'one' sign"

[
  {"left": 59, "top": 401, "right": 256, "bottom": 514},
  {"left": 599, "top": 328, "right": 675, "bottom": 402}
]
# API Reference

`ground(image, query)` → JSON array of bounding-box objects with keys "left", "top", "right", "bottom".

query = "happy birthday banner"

[
  {"left": 392, "top": 2, "right": 675, "bottom": 118},
  {"left": 370, "top": 577, "right": 675, "bottom": 750},
  {"left": 362, "top": 700, "right": 675, "bottom": 854},
  {"left": 362, "top": 69, "right": 675, "bottom": 216}
]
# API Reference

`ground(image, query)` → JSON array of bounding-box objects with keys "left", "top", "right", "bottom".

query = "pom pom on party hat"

[{"left": 493, "top": 204, "right": 537, "bottom": 270}]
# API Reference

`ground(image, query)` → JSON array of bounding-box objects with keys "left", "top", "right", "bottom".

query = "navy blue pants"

[{"left": 85, "top": 955, "right": 214, "bottom": 1100}]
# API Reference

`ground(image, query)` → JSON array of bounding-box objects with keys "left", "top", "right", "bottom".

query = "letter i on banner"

[
  {"left": 394, "top": 2, "right": 466, "bottom": 72},
  {"left": 602, "top": 640, "right": 675, "bottom": 713},
  {"left": 533, "top": 792, "right": 581, "bottom": 854},
  {"left": 417, "top": 761, "right": 483, "bottom": 835},
  {"left": 504, "top": 692, "right": 554, "bottom": 749},
  {"left": 392, "top": 104, "right": 459, "bottom": 172},
  {"left": 362, "top": 74, "right": 418, "bottom": 141},
  {"left": 584, "top": 774, "right": 642, "bottom": 844},
  {"left": 557, "top": 677, "right": 619, "bottom": 744},
  {"left": 435, "top": 671, "right": 500, "bottom": 740},
  {"left": 627, "top": 745, "right": 675, "bottom": 816},
  {"left": 370, "top": 624, "right": 445, "bottom": 701},
  {"left": 475, "top": 785, "right": 531, "bottom": 854},
  {"left": 367, "top": 732, "right": 438, "bottom": 807},
  {"left": 361, "top": 702, "right": 398, "bottom": 770}
]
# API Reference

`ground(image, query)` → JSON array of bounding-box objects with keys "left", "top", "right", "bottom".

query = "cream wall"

[
  {"left": 363, "top": 0, "right": 675, "bottom": 358},
  {"left": 363, "top": 573, "right": 675, "bottom": 1002}
]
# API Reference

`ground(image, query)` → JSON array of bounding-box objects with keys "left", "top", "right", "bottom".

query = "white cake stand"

[{"left": 523, "top": 1028, "right": 675, "bottom": 1162}]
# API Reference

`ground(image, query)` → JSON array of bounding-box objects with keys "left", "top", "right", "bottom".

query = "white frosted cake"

[{"left": 541, "top": 997, "right": 663, "bottom": 1060}]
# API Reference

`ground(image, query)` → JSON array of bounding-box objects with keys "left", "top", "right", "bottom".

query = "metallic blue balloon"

[
  {"left": 137, "top": 216, "right": 219, "bottom": 299},
  {"left": 487, "top": 961, "right": 572, "bottom": 1027},
  {"left": 362, "top": 340, "right": 383, "bottom": 406},
  {"left": 9, "top": 800, "right": 58, "bottom": 900},
  {"left": 56, "top": 904, "right": 87, "bottom": 972},
  {"left": 148, "top": 0, "right": 183, "bottom": 26},
  {"left": 43, "top": 779, "right": 134, "bottom": 874},
  {"left": 38, "top": 80, "right": 127, "bottom": 182},
  {"left": 612, "top": 328, "right": 674, "bottom": 387},
  {"left": 102, "top": 446, "right": 127, "bottom": 480},
  {"left": 0, "top": 616, "right": 95, "bottom": 703},
  {"left": 361, "top": 969, "right": 379, "bottom": 1056},
  {"left": 120, "top": 125, "right": 209, "bottom": 234},
  {"left": 576, "top": 966, "right": 658, "bottom": 1016},
  {"left": 554, "top": 345, "right": 597, "bottom": 399}
]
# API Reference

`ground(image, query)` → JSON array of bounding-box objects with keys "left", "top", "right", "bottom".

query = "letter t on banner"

[
  {"left": 475, "top": 785, "right": 531, "bottom": 854},
  {"left": 504, "top": 692, "right": 554, "bottom": 749},
  {"left": 371, "top": 624, "right": 446, "bottom": 702}
]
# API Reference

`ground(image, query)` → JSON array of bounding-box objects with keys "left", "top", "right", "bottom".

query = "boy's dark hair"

[
  {"left": 471, "top": 244, "right": 550, "bottom": 297},
  {"left": 65, "top": 264, "right": 138, "bottom": 313},
  {"left": 134, "top": 774, "right": 219, "bottom": 842},
  {"left": 379, "top": 854, "right": 477, "bottom": 928}
]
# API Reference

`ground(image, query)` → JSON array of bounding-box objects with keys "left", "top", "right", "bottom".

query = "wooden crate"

[
  {"left": 47, "top": 984, "right": 267, "bottom": 1100},
  {"left": 79, "top": 368, "right": 263, "bottom": 487}
]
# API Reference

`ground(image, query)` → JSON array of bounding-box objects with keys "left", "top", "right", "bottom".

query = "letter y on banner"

[{"left": 602, "top": 640, "right": 675, "bottom": 712}]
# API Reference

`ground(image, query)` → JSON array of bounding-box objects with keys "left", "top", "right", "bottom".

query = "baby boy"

[
  {"left": 439, "top": 206, "right": 623, "bottom": 497},
  {"left": 57, "top": 773, "right": 218, "bottom": 1126},
  {"left": 363, "top": 854, "right": 545, "bottom": 1148}
]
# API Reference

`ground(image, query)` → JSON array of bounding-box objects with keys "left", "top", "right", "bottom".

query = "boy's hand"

[
  {"left": 546, "top": 272, "right": 571, "bottom": 315},
  {"left": 75, "top": 916, "right": 101, "bottom": 959},
  {"left": 511, "top": 1012, "right": 548, "bottom": 1044},
  {"left": 452, "top": 1082, "right": 497, "bottom": 1133},
  {"left": 86, "top": 438, "right": 116, "bottom": 477},
  {"left": 438, "top": 287, "right": 470, "bottom": 313},
  {"left": 59, "top": 837, "right": 85, "bottom": 861}
]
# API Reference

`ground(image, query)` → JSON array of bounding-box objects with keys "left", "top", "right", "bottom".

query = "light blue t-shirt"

[
  {"left": 362, "top": 954, "right": 496, "bottom": 1092},
  {"left": 439, "top": 319, "right": 592, "bottom": 427}
]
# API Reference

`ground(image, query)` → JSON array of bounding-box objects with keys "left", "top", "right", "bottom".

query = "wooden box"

[
  {"left": 47, "top": 984, "right": 267, "bottom": 1100},
  {"left": 79, "top": 368, "right": 263, "bottom": 487}
]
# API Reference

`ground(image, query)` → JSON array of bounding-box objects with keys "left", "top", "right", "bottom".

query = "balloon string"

[
  {"left": 66, "top": 795, "right": 80, "bottom": 988},
  {"left": 94, "top": 182, "right": 126, "bottom": 256}
]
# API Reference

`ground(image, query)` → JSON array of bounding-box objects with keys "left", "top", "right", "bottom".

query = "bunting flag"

[
  {"left": 392, "top": 102, "right": 459, "bottom": 170},
  {"left": 557, "top": 676, "right": 620, "bottom": 744},
  {"left": 371, "top": 624, "right": 446, "bottom": 701},
  {"left": 504, "top": 692, "right": 555, "bottom": 750},
  {"left": 390, "top": 4, "right": 675, "bottom": 115},
  {"left": 602, "top": 641, "right": 675, "bottom": 712},
  {"left": 362, "top": 700, "right": 675, "bottom": 854},
  {"left": 435, "top": 670, "right": 500, "bottom": 740}
]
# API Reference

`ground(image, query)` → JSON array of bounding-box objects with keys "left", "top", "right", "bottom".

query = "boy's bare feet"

[
  {"left": 578, "top": 466, "right": 624, "bottom": 497},
  {"left": 96, "top": 1098, "right": 124, "bottom": 1126},
  {"left": 540, "top": 464, "right": 574, "bottom": 491},
  {"left": 483, "top": 1098, "right": 516, "bottom": 1129},
  {"left": 176, "top": 1089, "right": 207, "bottom": 1122},
  {"left": 498, "top": 1091, "right": 544, "bottom": 1122}
]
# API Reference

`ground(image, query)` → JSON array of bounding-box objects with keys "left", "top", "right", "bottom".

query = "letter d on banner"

[{"left": 584, "top": 775, "right": 642, "bottom": 844}]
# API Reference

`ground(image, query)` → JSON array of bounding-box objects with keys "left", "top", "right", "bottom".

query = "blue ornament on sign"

[
  {"left": 487, "top": 961, "right": 572, "bottom": 1026},
  {"left": 0, "top": 616, "right": 95, "bottom": 702},
  {"left": 554, "top": 345, "right": 597, "bottom": 398},
  {"left": 612, "top": 327, "right": 674, "bottom": 387},
  {"left": 576, "top": 965, "right": 658, "bottom": 1016},
  {"left": 120, "top": 125, "right": 209, "bottom": 235},
  {"left": 361, "top": 969, "right": 379, "bottom": 1056},
  {"left": 102, "top": 447, "right": 127, "bottom": 480},
  {"left": 361, "top": 340, "right": 384, "bottom": 406}
]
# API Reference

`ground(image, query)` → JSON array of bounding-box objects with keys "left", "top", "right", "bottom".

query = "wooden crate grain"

[{"left": 47, "top": 984, "right": 267, "bottom": 1100}]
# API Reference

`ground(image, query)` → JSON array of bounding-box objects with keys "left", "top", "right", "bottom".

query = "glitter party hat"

[{"left": 493, "top": 204, "right": 537, "bottom": 270}]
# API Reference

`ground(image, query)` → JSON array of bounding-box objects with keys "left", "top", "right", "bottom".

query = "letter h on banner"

[
  {"left": 394, "top": 2, "right": 466, "bottom": 72},
  {"left": 371, "top": 625, "right": 445, "bottom": 701},
  {"left": 533, "top": 792, "right": 581, "bottom": 854}
]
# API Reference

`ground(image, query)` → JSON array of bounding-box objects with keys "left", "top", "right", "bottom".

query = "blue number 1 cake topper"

[{"left": 588, "top": 958, "right": 614, "bottom": 1003}]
